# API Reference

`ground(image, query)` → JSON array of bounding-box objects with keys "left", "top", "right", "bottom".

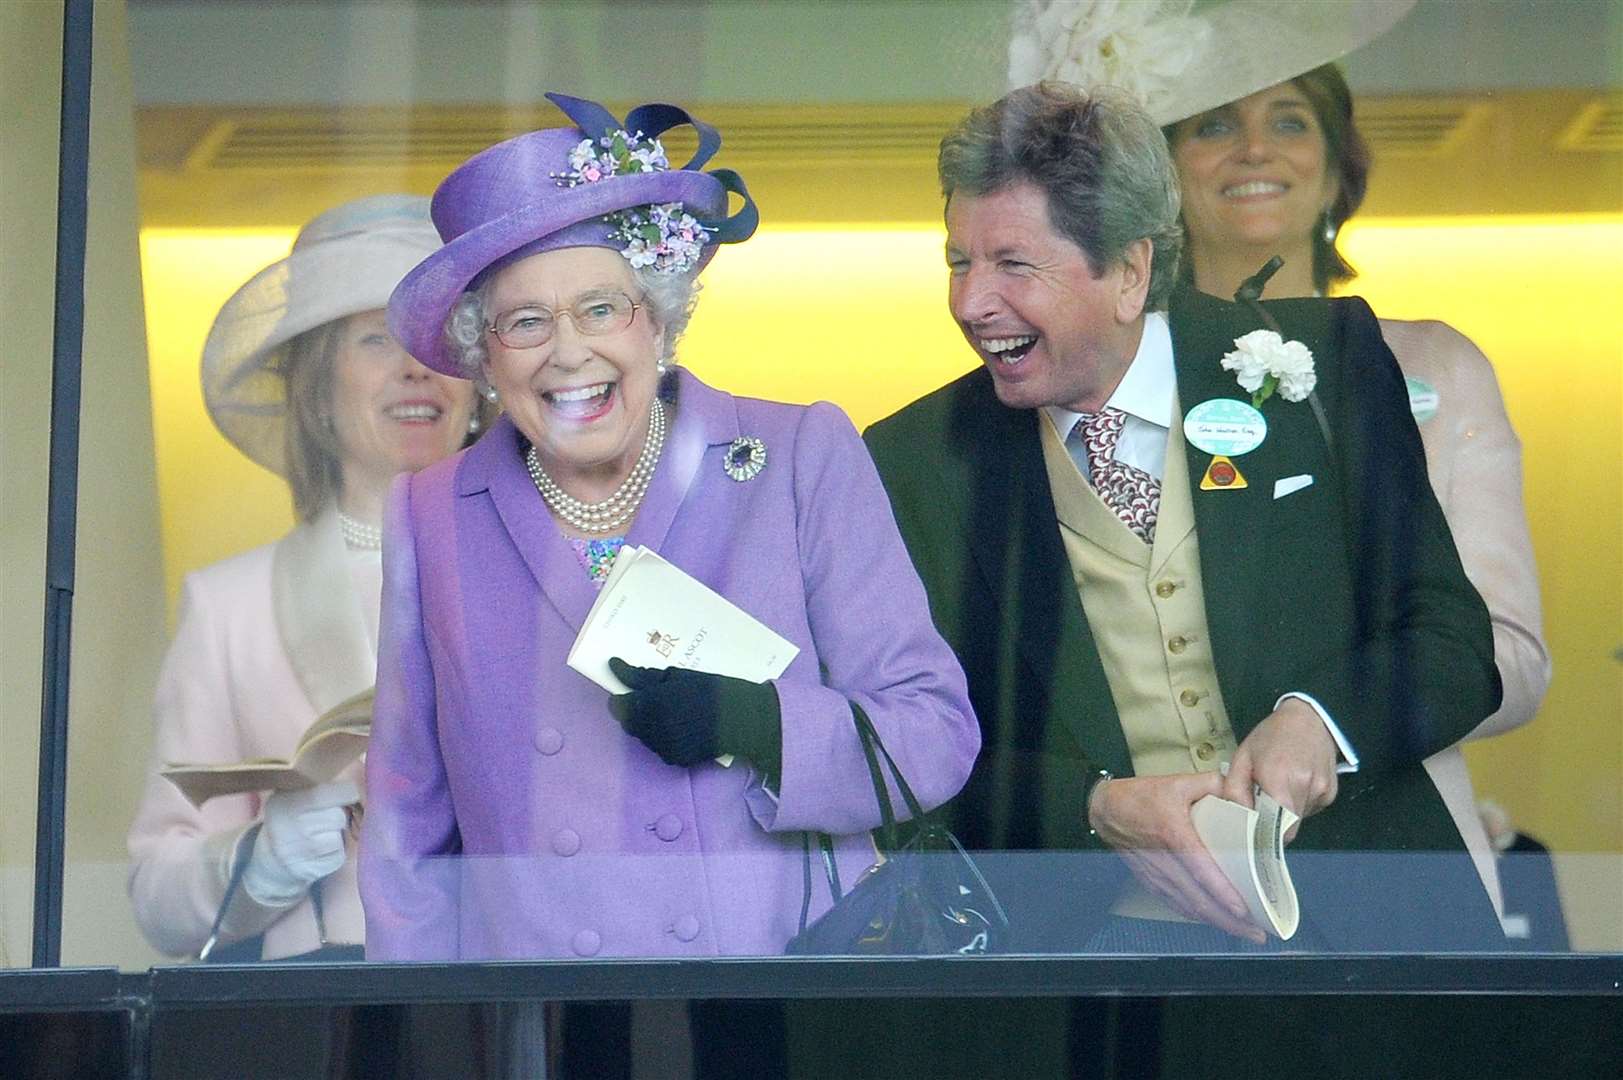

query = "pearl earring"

[
  {"left": 478, "top": 382, "right": 499, "bottom": 403},
  {"left": 467, "top": 414, "right": 481, "bottom": 434},
  {"left": 1321, "top": 209, "right": 1339, "bottom": 245}
]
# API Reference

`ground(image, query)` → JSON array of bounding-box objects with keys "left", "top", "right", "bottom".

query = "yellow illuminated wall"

[
  {"left": 141, "top": 216, "right": 1622, "bottom": 860},
  {"left": 141, "top": 229, "right": 305, "bottom": 595},
  {"left": 680, "top": 226, "right": 975, "bottom": 429}
]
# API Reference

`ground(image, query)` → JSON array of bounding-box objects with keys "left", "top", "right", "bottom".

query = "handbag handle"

[
  {"left": 849, "top": 707, "right": 1012, "bottom": 938},
  {"left": 850, "top": 701, "right": 928, "bottom": 853},
  {"left": 796, "top": 700, "right": 926, "bottom": 933}
]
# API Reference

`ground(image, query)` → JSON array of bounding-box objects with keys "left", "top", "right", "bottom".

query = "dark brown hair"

[{"left": 1293, "top": 63, "right": 1370, "bottom": 291}]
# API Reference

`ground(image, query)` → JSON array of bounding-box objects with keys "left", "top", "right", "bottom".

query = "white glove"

[{"left": 240, "top": 780, "right": 359, "bottom": 907}]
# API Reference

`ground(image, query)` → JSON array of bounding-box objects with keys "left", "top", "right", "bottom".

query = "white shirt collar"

[{"left": 1042, "top": 311, "right": 1174, "bottom": 439}]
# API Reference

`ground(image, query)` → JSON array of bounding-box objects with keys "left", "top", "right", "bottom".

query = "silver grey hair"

[
  {"left": 443, "top": 260, "right": 700, "bottom": 378},
  {"left": 938, "top": 81, "right": 1183, "bottom": 311}
]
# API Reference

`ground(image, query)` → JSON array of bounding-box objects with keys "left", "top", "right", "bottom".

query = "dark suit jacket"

[{"left": 865, "top": 286, "right": 1504, "bottom": 950}]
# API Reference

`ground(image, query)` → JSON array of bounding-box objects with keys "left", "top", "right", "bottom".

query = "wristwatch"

[{"left": 1082, "top": 767, "right": 1114, "bottom": 838}]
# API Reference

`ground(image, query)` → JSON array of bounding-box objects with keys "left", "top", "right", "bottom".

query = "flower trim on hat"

[
  {"left": 611, "top": 203, "right": 710, "bottom": 273},
  {"left": 551, "top": 127, "right": 714, "bottom": 274},
  {"left": 1008, "top": 0, "right": 1210, "bottom": 112},
  {"left": 556, "top": 128, "right": 670, "bottom": 183}
]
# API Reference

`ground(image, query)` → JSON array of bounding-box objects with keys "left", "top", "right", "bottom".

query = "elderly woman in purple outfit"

[{"left": 360, "top": 93, "right": 979, "bottom": 960}]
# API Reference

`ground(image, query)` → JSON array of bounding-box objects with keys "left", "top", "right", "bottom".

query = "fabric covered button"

[
  {"left": 1179, "top": 689, "right": 1201, "bottom": 708},
  {"left": 653, "top": 814, "right": 683, "bottom": 842},
  {"left": 552, "top": 829, "right": 581, "bottom": 856},
  {"left": 1195, "top": 741, "right": 1216, "bottom": 762},
  {"left": 1155, "top": 580, "right": 1177, "bottom": 599},
  {"left": 534, "top": 727, "right": 564, "bottom": 755},
  {"left": 571, "top": 929, "right": 601, "bottom": 957},
  {"left": 671, "top": 915, "right": 701, "bottom": 942},
  {"left": 1167, "top": 635, "right": 1188, "bottom": 654}
]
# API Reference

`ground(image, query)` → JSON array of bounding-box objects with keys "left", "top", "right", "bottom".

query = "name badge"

[
  {"left": 1405, "top": 376, "right": 1440, "bottom": 424},
  {"left": 1184, "top": 398, "right": 1268, "bottom": 457}
]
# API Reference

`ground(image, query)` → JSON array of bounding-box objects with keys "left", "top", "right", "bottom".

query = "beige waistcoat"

[{"left": 1038, "top": 410, "right": 1239, "bottom": 920}]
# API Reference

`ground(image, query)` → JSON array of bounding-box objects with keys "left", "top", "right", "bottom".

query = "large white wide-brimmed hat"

[
  {"left": 201, "top": 194, "right": 442, "bottom": 476},
  {"left": 1007, "top": 0, "right": 1416, "bottom": 125}
]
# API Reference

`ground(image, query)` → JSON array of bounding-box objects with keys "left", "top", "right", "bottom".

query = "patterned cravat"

[{"left": 1072, "top": 408, "right": 1160, "bottom": 543}]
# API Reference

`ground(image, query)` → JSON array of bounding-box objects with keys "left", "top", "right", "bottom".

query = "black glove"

[{"left": 608, "top": 658, "right": 783, "bottom": 780}]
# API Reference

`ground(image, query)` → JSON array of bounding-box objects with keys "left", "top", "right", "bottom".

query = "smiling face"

[
  {"left": 329, "top": 308, "right": 476, "bottom": 504},
  {"left": 1169, "top": 82, "right": 1339, "bottom": 273},
  {"left": 482, "top": 246, "right": 664, "bottom": 497},
  {"left": 945, "top": 181, "right": 1150, "bottom": 414}
]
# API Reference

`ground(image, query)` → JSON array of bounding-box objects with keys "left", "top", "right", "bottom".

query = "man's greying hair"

[
  {"left": 444, "top": 260, "right": 701, "bottom": 378},
  {"left": 939, "top": 82, "right": 1183, "bottom": 311}
]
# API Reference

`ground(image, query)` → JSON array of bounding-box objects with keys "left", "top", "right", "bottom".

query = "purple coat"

[{"left": 361, "top": 369, "right": 978, "bottom": 960}]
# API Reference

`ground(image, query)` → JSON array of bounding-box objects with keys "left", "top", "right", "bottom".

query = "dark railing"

[{"left": 33, "top": 0, "right": 96, "bottom": 971}]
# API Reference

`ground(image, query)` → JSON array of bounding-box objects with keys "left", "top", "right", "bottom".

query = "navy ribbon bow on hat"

[{"left": 545, "top": 92, "right": 759, "bottom": 246}]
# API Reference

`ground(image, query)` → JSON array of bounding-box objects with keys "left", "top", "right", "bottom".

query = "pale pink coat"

[
  {"left": 1387, "top": 318, "right": 1553, "bottom": 916},
  {"left": 127, "top": 510, "right": 371, "bottom": 959}
]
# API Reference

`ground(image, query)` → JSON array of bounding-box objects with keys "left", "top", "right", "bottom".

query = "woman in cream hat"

[
  {"left": 361, "top": 93, "right": 978, "bottom": 964},
  {"left": 1015, "top": 0, "right": 1550, "bottom": 927},
  {"left": 127, "top": 194, "right": 483, "bottom": 961}
]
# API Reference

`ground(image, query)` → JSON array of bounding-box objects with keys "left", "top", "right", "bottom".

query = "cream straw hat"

[
  {"left": 1008, "top": 0, "right": 1416, "bottom": 125},
  {"left": 201, "top": 194, "right": 441, "bottom": 475}
]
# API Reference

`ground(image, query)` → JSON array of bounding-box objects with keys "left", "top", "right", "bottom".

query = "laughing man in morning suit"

[{"left": 863, "top": 82, "right": 1504, "bottom": 952}]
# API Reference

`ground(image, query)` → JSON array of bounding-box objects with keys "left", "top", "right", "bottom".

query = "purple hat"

[{"left": 389, "top": 92, "right": 758, "bottom": 377}]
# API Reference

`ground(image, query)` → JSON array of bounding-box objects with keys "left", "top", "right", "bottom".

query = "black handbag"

[{"left": 785, "top": 704, "right": 1008, "bottom": 955}]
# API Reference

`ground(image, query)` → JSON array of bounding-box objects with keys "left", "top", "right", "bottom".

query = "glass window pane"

[{"left": 0, "top": 0, "right": 1607, "bottom": 1017}]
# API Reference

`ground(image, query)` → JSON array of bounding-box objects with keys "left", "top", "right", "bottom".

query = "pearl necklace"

[
  {"left": 526, "top": 398, "right": 667, "bottom": 534},
  {"left": 338, "top": 511, "right": 383, "bottom": 551}
]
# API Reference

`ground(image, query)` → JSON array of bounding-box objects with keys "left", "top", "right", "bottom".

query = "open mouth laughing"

[
  {"left": 543, "top": 380, "right": 617, "bottom": 421},
  {"left": 980, "top": 335, "right": 1037, "bottom": 366}
]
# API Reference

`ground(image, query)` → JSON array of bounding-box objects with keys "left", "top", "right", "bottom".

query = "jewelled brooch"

[{"left": 723, "top": 436, "right": 767, "bottom": 482}]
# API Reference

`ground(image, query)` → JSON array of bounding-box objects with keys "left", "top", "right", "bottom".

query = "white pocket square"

[{"left": 1273, "top": 474, "right": 1314, "bottom": 500}]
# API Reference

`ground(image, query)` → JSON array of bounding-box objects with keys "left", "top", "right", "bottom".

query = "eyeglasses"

[{"left": 485, "top": 290, "right": 641, "bottom": 350}]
